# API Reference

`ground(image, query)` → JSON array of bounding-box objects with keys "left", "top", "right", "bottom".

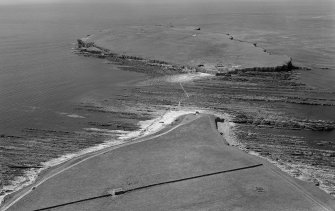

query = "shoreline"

[
  {"left": 2, "top": 113, "right": 334, "bottom": 210},
  {"left": 217, "top": 121, "right": 335, "bottom": 197},
  {"left": 2, "top": 25, "right": 334, "bottom": 209},
  {"left": 76, "top": 25, "right": 298, "bottom": 75},
  {"left": 0, "top": 108, "right": 206, "bottom": 210},
  {"left": 0, "top": 70, "right": 218, "bottom": 208},
  {"left": 76, "top": 32, "right": 335, "bottom": 197},
  {"left": 73, "top": 33, "right": 335, "bottom": 197},
  {"left": 1, "top": 107, "right": 334, "bottom": 209}
]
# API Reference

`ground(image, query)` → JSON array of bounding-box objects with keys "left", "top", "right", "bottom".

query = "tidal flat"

[
  {"left": 74, "top": 25, "right": 335, "bottom": 197},
  {"left": 1, "top": 1, "right": 334, "bottom": 206}
]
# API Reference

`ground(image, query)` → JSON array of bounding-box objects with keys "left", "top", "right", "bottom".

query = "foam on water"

[
  {"left": 2, "top": 106, "right": 333, "bottom": 205},
  {"left": 249, "top": 150, "right": 335, "bottom": 196},
  {"left": 1, "top": 0, "right": 335, "bottom": 208},
  {"left": 57, "top": 112, "right": 86, "bottom": 119},
  {"left": 0, "top": 107, "right": 213, "bottom": 206},
  {"left": 164, "top": 73, "right": 214, "bottom": 83},
  {"left": 136, "top": 72, "right": 214, "bottom": 87},
  {"left": 66, "top": 114, "right": 86, "bottom": 119},
  {"left": 84, "top": 128, "right": 128, "bottom": 134},
  {"left": 0, "top": 138, "right": 125, "bottom": 205},
  {"left": 226, "top": 128, "right": 335, "bottom": 197},
  {"left": 119, "top": 108, "right": 207, "bottom": 141},
  {"left": 0, "top": 169, "right": 43, "bottom": 206}
]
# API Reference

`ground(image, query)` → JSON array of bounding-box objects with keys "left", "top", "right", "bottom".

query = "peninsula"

[
  {"left": 1, "top": 25, "right": 334, "bottom": 211},
  {"left": 2, "top": 114, "right": 334, "bottom": 210}
]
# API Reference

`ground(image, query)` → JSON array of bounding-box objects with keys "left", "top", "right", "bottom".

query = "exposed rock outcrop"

[
  {"left": 76, "top": 25, "right": 296, "bottom": 75},
  {"left": 232, "top": 113, "right": 335, "bottom": 131},
  {"left": 85, "top": 47, "right": 103, "bottom": 54},
  {"left": 77, "top": 38, "right": 94, "bottom": 48}
]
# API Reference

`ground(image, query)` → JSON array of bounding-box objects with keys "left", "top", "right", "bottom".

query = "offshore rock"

[
  {"left": 85, "top": 47, "right": 103, "bottom": 54},
  {"left": 232, "top": 114, "right": 335, "bottom": 131},
  {"left": 76, "top": 25, "right": 293, "bottom": 74},
  {"left": 77, "top": 38, "right": 94, "bottom": 48}
]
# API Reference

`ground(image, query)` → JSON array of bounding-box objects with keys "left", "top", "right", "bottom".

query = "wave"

[
  {"left": 220, "top": 126, "right": 335, "bottom": 197},
  {"left": 3, "top": 107, "right": 332, "bottom": 207},
  {"left": 0, "top": 107, "right": 210, "bottom": 206}
]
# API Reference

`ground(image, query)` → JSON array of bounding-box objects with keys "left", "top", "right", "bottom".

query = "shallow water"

[
  {"left": 0, "top": 3, "right": 150, "bottom": 201},
  {"left": 0, "top": 0, "right": 335, "bottom": 204}
]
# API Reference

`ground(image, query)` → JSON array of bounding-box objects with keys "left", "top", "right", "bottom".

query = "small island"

[{"left": 77, "top": 25, "right": 294, "bottom": 75}]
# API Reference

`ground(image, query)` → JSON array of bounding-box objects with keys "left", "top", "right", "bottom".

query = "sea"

[{"left": 0, "top": 0, "right": 334, "bottom": 205}]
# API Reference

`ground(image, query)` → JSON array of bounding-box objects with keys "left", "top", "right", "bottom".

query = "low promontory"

[
  {"left": 77, "top": 25, "right": 293, "bottom": 74},
  {"left": 2, "top": 114, "right": 334, "bottom": 210}
]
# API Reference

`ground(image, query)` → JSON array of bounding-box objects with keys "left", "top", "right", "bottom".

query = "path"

[{"left": 2, "top": 114, "right": 335, "bottom": 211}]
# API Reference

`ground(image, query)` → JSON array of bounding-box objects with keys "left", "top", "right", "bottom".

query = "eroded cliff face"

[{"left": 76, "top": 25, "right": 296, "bottom": 75}]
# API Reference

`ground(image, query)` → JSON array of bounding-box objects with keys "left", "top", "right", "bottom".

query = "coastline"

[
  {"left": 1, "top": 2, "right": 334, "bottom": 210},
  {"left": 76, "top": 25, "right": 296, "bottom": 75},
  {"left": 2, "top": 24, "right": 334, "bottom": 208},
  {"left": 2, "top": 113, "right": 334, "bottom": 210},
  {"left": 0, "top": 67, "right": 219, "bottom": 208},
  {"left": 1, "top": 106, "right": 333, "bottom": 209},
  {"left": 0, "top": 108, "right": 208, "bottom": 209},
  {"left": 218, "top": 122, "right": 335, "bottom": 196},
  {"left": 74, "top": 26, "right": 335, "bottom": 198}
]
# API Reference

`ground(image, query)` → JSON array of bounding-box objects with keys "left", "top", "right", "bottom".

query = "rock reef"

[
  {"left": 76, "top": 25, "right": 294, "bottom": 75},
  {"left": 73, "top": 25, "right": 335, "bottom": 197}
]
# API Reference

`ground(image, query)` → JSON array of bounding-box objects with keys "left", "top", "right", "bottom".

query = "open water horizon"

[{"left": 0, "top": 0, "right": 334, "bottom": 204}]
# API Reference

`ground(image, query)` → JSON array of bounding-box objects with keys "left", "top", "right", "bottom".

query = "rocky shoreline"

[
  {"left": 76, "top": 43, "right": 297, "bottom": 75},
  {"left": 76, "top": 25, "right": 298, "bottom": 75},
  {"left": 233, "top": 113, "right": 335, "bottom": 131},
  {"left": 73, "top": 26, "right": 335, "bottom": 197}
]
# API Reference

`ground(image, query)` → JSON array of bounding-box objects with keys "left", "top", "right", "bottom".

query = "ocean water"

[
  {"left": 0, "top": 0, "right": 335, "bottom": 204},
  {"left": 0, "top": 3, "right": 151, "bottom": 202}
]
